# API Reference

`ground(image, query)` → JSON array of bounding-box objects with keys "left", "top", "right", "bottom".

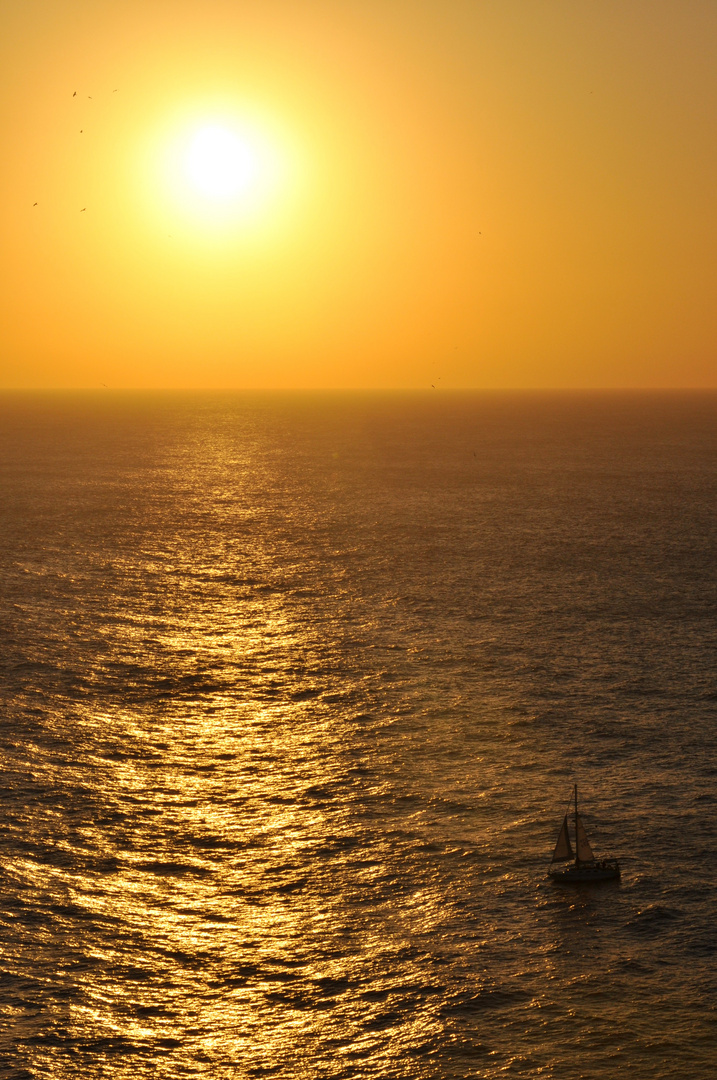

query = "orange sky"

[{"left": 1, "top": 0, "right": 716, "bottom": 389}]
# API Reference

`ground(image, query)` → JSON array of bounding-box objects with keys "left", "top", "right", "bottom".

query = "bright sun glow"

[
  {"left": 184, "top": 125, "right": 258, "bottom": 200},
  {"left": 143, "top": 108, "right": 299, "bottom": 240}
]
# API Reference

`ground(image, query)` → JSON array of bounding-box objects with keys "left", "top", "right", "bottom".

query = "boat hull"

[{"left": 549, "top": 860, "right": 620, "bottom": 883}]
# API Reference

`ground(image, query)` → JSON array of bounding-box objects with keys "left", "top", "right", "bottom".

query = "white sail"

[
  {"left": 551, "top": 815, "right": 574, "bottom": 862},
  {"left": 575, "top": 813, "right": 595, "bottom": 862}
]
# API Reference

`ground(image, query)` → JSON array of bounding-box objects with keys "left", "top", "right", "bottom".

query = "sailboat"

[{"left": 548, "top": 785, "right": 620, "bottom": 882}]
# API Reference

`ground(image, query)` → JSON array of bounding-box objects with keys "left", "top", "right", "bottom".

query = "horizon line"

[{"left": 1, "top": 385, "right": 716, "bottom": 395}]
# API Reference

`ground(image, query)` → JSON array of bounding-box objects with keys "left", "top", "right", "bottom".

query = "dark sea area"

[{"left": 0, "top": 389, "right": 715, "bottom": 1079}]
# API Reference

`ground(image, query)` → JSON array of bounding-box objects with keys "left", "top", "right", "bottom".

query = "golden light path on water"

[{"left": 0, "top": 392, "right": 715, "bottom": 1077}]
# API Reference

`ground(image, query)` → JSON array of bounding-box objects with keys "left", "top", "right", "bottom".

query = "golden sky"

[{"left": 1, "top": 0, "right": 716, "bottom": 389}]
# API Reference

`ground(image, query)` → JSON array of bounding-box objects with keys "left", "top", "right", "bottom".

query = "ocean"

[{"left": 0, "top": 390, "right": 715, "bottom": 1079}]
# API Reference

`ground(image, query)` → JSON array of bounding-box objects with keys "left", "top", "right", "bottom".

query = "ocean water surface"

[{"left": 0, "top": 390, "right": 715, "bottom": 1078}]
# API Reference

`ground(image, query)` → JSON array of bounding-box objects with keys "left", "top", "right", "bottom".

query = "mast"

[{"left": 574, "top": 784, "right": 578, "bottom": 866}]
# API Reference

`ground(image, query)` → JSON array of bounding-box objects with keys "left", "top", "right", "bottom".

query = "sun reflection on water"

[{"left": 2, "top": 394, "right": 716, "bottom": 1076}]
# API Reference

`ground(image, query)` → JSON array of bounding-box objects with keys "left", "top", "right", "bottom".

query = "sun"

[
  {"left": 144, "top": 108, "right": 298, "bottom": 238},
  {"left": 184, "top": 125, "right": 258, "bottom": 201}
]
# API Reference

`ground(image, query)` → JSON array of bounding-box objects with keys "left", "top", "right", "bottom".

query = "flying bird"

[
  {"left": 80, "top": 207, "right": 86, "bottom": 212},
  {"left": 72, "top": 91, "right": 76, "bottom": 97},
  {"left": 33, "top": 202, "right": 37, "bottom": 206}
]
